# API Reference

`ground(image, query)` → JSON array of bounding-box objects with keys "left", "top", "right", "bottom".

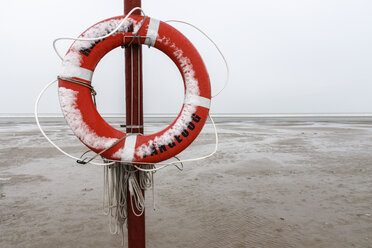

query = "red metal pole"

[{"left": 124, "top": 0, "right": 145, "bottom": 248}]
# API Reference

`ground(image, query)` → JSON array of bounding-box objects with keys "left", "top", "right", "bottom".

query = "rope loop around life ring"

[{"left": 58, "top": 15, "right": 211, "bottom": 164}]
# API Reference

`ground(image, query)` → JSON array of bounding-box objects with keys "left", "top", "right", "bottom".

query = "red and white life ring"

[{"left": 58, "top": 15, "right": 211, "bottom": 164}]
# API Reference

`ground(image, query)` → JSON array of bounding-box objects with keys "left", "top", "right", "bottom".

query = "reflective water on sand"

[{"left": 1, "top": 119, "right": 371, "bottom": 247}]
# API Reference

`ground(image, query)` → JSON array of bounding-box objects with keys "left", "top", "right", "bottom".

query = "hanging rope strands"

[
  {"left": 103, "top": 163, "right": 155, "bottom": 241},
  {"left": 35, "top": 6, "right": 229, "bottom": 245}
]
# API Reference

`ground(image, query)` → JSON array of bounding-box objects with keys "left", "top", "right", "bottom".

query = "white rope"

[
  {"left": 128, "top": 173, "right": 145, "bottom": 217},
  {"left": 53, "top": 7, "right": 146, "bottom": 60},
  {"left": 36, "top": 7, "right": 147, "bottom": 166},
  {"left": 35, "top": 79, "right": 219, "bottom": 168},
  {"left": 138, "top": 164, "right": 156, "bottom": 210},
  {"left": 102, "top": 163, "right": 155, "bottom": 238},
  {"left": 35, "top": 9, "right": 229, "bottom": 239},
  {"left": 35, "top": 9, "right": 228, "bottom": 170},
  {"left": 103, "top": 165, "right": 110, "bottom": 215},
  {"left": 34, "top": 79, "right": 114, "bottom": 166},
  {"left": 165, "top": 20, "right": 229, "bottom": 98},
  {"left": 151, "top": 172, "right": 156, "bottom": 210},
  {"left": 133, "top": 113, "right": 218, "bottom": 172}
]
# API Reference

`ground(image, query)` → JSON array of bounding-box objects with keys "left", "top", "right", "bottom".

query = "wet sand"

[{"left": 0, "top": 120, "right": 371, "bottom": 247}]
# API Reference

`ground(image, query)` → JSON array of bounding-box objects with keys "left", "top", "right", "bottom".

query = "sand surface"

[{"left": 0, "top": 120, "right": 371, "bottom": 248}]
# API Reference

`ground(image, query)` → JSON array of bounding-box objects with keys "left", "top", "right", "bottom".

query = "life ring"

[{"left": 58, "top": 15, "right": 211, "bottom": 164}]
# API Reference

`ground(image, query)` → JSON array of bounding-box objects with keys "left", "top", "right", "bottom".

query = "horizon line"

[{"left": 1, "top": 113, "right": 372, "bottom": 118}]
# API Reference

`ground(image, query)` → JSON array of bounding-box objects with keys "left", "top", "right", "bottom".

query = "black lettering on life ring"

[
  {"left": 158, "top": 145, "right": 167, "bottom": 153},
  {"left": 150, "top": 145, "right": 158, "bottom": 156},
  {"left": 80, "top": 48, "right": 91, "bottom": 56},
  {"left": 174, "top": 135, "right": 183, "bottom": 143},
  {"left": 187, "top": 122, "right": 195, "bottom": 130},
  {"left": 79, "top": 39, "right": 106, "bottom": 57},
  {"left": 181, "top": 129, "right": 189, "bottom": 137},
  {"left": 140, "top": 145, "right": 148, "bottom": 158},
  {"left": 192, "top": 114, "right": 201, "bottom": 123},
  {"left": 145, "top": 113, "right": 202, "bottom": 158}
]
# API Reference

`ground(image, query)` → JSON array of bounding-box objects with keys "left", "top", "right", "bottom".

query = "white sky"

[{"left": 0, "top": 0, "right": 371, "bottom": 115}]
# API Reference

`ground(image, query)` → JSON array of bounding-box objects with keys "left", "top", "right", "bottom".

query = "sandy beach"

[{"left": 0, "top": 119, "right": 371, "bottom": 248}]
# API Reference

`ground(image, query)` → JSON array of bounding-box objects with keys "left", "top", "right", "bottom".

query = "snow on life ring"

[{"left": 58, "top": 15, "right": 211, "bottom": 164}]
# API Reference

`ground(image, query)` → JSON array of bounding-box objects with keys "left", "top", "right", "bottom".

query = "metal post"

[{"left": 124, "top": 0, "right": 145, "bottom": 248}]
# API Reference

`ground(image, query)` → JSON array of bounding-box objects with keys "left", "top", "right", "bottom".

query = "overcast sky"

[{"left": 0, "top": 0, "right": 371, "bottom": 115}]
